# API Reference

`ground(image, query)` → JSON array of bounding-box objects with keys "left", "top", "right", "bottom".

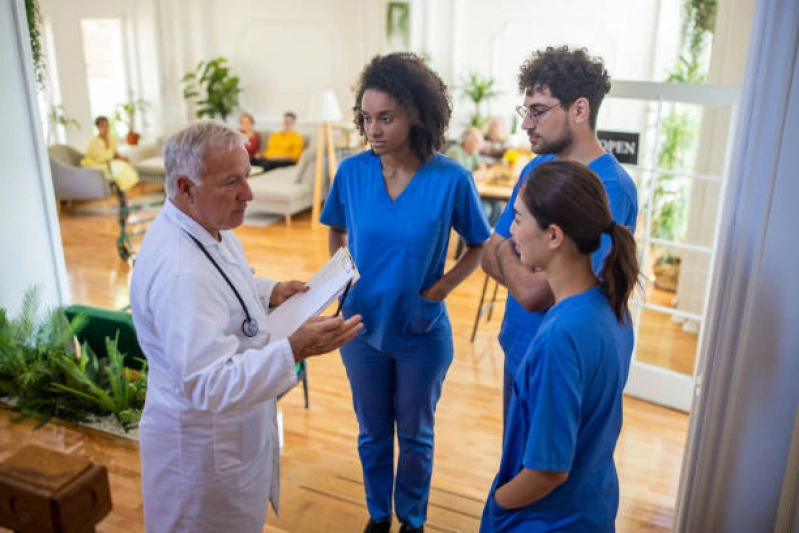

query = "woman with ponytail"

[{"left": 481, "top": 160, "right": 639, "bottom": 532}]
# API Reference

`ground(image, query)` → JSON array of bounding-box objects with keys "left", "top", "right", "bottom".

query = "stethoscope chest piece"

[{"left": 242, "top": 318, "right": 259, "bottom": 338}]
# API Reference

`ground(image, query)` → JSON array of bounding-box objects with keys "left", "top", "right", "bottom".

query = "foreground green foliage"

[{"left": 0, "top": 287, "right": 146, "bottom": 432}]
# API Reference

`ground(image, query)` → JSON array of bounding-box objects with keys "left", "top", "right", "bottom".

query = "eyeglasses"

[{"left": 514, "top": 103, "right": 559, "bottom": 125}]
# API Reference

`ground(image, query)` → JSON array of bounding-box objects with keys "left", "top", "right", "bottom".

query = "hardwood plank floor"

[{"left": 0, "top": 204, "right": 690, "bottom": 532}]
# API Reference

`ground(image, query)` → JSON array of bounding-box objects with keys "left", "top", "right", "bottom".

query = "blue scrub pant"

[{"left": 341, "top": 333, "right": 454, "bottom": 529}]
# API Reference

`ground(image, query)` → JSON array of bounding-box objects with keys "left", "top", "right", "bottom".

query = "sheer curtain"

[{"left": 675, "top": 0, "right": 799, "bottom": 530}]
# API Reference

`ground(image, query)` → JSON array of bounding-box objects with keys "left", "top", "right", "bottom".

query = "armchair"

[{"left": 47, "top": 144, "right": 110, "bottom": 202}]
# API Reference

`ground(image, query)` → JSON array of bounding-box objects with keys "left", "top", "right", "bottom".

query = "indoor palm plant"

[
  {"left": 461, "top": 73, "right": 499, "bottom": 128},
  {"left": 182, "top": 57, "right": 242, "bottom": 122}
]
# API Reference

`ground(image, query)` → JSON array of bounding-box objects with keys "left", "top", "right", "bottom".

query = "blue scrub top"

[
  {"left": 495, "top": 153, "right": 638, "bottom": 376},
  {"left": 481, "top": 286, "right": 634, "bottom": 532},
  {"left": 320, "top": 151, "right": 491, "bottom": 350}
]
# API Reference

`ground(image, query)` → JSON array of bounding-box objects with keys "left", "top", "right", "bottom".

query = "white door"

[{"left": 600, "top": 81, "right": 740, "bottom": 412}]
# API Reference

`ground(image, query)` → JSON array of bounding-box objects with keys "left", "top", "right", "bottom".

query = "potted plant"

[
  {"left": 461, "top": 73, "right": 499, "bottom": 128},
  {"left": 46, "top": 105, "right": 80, "bottom": 145},
  {"left": 0, "top": 286, "right": 146, "bottom": 433},
  {"left": 114, "top": 98, "right": 148, "bottom": 145},
  {"left": 182, "top": 57, "right": 242, "bottom": 122}
]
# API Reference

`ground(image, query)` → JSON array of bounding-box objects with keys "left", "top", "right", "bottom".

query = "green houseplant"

[
  {"left": 461, "top": 73, "right": 499, "bottom": 128},
  {"left": 0, "top": 286, "right": 146, "bottom": 432},
  {"left": 114, "top": 98, "right": 148, "bottom": 145},
  {"left": 46, "top": 105, "right": 81, "bottom": 145},
  {"left": 182, "top": 57, "right": 242, "bottom": 121},
  {"left": 650, "top": 0, "right": 717, "bottom": 291},
  {"left": 25, "top": 0, "right": 46, "bottom": 91}
]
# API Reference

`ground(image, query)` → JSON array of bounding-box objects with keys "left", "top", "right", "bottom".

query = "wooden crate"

[{"left": 0, "top": 445, "right": 112, "bottom": 533}]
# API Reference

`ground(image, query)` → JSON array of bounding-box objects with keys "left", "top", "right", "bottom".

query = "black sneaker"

[
  {"left": 364, "top": 518, "right": 391, "bottom": 533},
  {"left": 399, "top": 524, "right": 424, "bottom": 533}
]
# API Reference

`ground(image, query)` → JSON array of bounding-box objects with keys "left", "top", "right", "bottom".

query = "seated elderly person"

[
  {"left": 238, "top": 112, "right": 262, "bottom": 162},
  {"left": 251, "top": 111, "right": 304, "bottom": 172},
  {"left": 446, "top": 126, "right": 487, "bottom": 173},
  {"left": 480, "top": 116, "right": 511, "bottom": 165},
  {"left": 80, "top": 116, "right": 140, "bottom": 191}
]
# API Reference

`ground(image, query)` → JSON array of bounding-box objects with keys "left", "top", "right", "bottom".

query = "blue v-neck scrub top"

[
  {"left": 481, "top": 286, "right": 634, "bottom": 532},
  {"left": 320, "top": 151, "right": 491, "bottom": 350}
]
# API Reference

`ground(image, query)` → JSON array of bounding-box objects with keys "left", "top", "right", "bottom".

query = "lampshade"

[{"left": 307, "top": 89, "right": 344, "bottom": 123}]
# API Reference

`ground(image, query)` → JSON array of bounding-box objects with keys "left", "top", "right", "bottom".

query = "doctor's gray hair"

[{"left": 163, "top": 120, "right": 247, "bottom": 198}]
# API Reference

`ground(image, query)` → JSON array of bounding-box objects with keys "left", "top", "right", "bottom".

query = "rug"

[{"left": 69, "top": 192, "right": 166, "bottom": 216}]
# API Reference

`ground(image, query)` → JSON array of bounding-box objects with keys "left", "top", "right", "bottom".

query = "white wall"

[
  {"left": 38, "top": 0, "right": 685, "bottom": 147},
  {"left": 413, "top": 0, "right": 680, "bottom": 136},
  {"left": 0, "top": 0, "right": 69, "bottom": 315},
  {"left": 38, "top": 0, "right": 160, "bottom": 149}
]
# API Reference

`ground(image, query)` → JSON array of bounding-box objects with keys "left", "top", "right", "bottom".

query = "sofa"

[
  {"left": 47, "top": 144, "right": 110, "bottom": 202},
  {"left": 247, "top": 131, "right": 318, "bottom": 225}
]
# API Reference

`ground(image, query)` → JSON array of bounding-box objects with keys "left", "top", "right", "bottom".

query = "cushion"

[
  {"left": 134, "top": 156, "right": 165, "bottom": 175},
  {"left": 248, "top": 178, "right": 309, "bottom": 202},
  {"left": 63, "top": 305, "right": 145, "bottom": 370}
]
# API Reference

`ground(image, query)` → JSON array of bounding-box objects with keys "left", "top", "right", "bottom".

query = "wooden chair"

[{"left": 470, "top": 273, "right": 505, "bottom": 342}]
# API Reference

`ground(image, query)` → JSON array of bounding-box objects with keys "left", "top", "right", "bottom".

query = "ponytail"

[
  {"left": 520, "top": 160, "right": 640, "bottom": 323},
  {"left": 599, "top": 224, "right": 639, "bottom": 323}
]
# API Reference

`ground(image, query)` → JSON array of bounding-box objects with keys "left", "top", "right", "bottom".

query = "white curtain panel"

[{"left": 675, "top": 0, "right": 799, "bottom": 531}]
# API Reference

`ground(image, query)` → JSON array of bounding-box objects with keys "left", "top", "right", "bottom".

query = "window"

[{"left": 81, "top": 19, "right": 128, "bottom": 133}]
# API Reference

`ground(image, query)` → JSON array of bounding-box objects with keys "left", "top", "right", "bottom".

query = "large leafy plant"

[
  {"left": 54, "top": 334, "right": 147, "bottom": 431},
  {"left": 0, "top": 287, "right": 146, "bottom": 432},
  {"left": 182, "top": 57, "right": 242, "bottom": 121},
  {"left": 0, "top": 288, "right": 94, "bottom": 427}
]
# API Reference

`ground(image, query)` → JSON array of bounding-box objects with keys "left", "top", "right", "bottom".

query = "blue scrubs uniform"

[
  {"left": 481, "top": 286, "right": 634, "bottom": 532},
  {"left": 320, "top": 151, "right": 491, "bottom": 528},
  {"left": 495, "top": 153, "right": 638, "bottom": 417}
]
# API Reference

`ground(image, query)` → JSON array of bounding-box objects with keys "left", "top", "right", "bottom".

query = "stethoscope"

[{"left": 184, "top": 232, "right": 259, "bottom": 338}]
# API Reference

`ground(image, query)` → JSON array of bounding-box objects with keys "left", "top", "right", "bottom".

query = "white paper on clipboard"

[{"left": 265, "top": 247, "right": 360, "bottom": 340}]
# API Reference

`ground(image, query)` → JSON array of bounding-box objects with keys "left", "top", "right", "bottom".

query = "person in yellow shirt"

[
  {"left": 80, "top": 116, "right": 140, "bottom": 192},
  {"left": 251, "top": 112, "right": 304, "bottom": 172}
]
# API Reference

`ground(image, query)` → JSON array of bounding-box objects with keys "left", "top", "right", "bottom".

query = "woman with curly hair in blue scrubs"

[
  {"left": 320, "top": 53, "right": 491, "bottom": 533},
  {"left": 481, "top": 160, "right": 639, "bottom": 532}
]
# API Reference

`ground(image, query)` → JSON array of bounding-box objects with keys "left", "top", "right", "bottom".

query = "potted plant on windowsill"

[{"left": 114, "top": 98, "right": 148, "bottom": 146}]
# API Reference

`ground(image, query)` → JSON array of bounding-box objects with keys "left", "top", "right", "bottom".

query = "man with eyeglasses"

[{"left": 481, "top": 45, "right": 639, "bottom": 423}]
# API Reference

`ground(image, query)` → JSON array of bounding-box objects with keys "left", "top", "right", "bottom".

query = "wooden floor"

[{"left": 0, "top": 202, "right": 690, "bottom": 532}]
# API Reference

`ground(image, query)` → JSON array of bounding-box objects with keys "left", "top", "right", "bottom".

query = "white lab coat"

[{"left": 130, "top": 200, "right": 298, "bottom": 533}]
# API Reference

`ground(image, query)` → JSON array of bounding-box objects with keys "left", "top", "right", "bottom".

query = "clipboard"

[{"left": 265, "top": 247, "right": 359, "bottom": 340}]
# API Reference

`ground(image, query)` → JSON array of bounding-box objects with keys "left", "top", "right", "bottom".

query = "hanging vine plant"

[{"left": 25, "top": 0, "right": 47, "bottom": 90}]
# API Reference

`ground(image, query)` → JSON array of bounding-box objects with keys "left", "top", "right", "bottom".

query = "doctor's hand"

[
  {"left": 269, "top": 280, "right": 309, "bottom": 308},
  {"left": 288, "top": 315, "right": 363, "bottom": 362}
]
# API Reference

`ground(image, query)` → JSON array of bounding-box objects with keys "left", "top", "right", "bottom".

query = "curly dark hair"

[
  {"left": 353, "top": 52, "right": 451, "bottom": 162},
  {"left": 517, "top": 46, "right": 611, "bottom": 130}
]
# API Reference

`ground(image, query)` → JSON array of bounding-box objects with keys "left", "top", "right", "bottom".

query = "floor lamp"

[{"left": 308, "top": 90, "right": 343, "bottom": 228}]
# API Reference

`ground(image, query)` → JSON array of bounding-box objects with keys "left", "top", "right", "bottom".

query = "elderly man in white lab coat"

[{"left": 130, "top": 120, "right": 362, "bottom": 533}]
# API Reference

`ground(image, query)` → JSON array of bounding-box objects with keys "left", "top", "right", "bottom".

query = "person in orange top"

[{"left": 251, "top": 112, "right": 304, "bottom": 172}]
